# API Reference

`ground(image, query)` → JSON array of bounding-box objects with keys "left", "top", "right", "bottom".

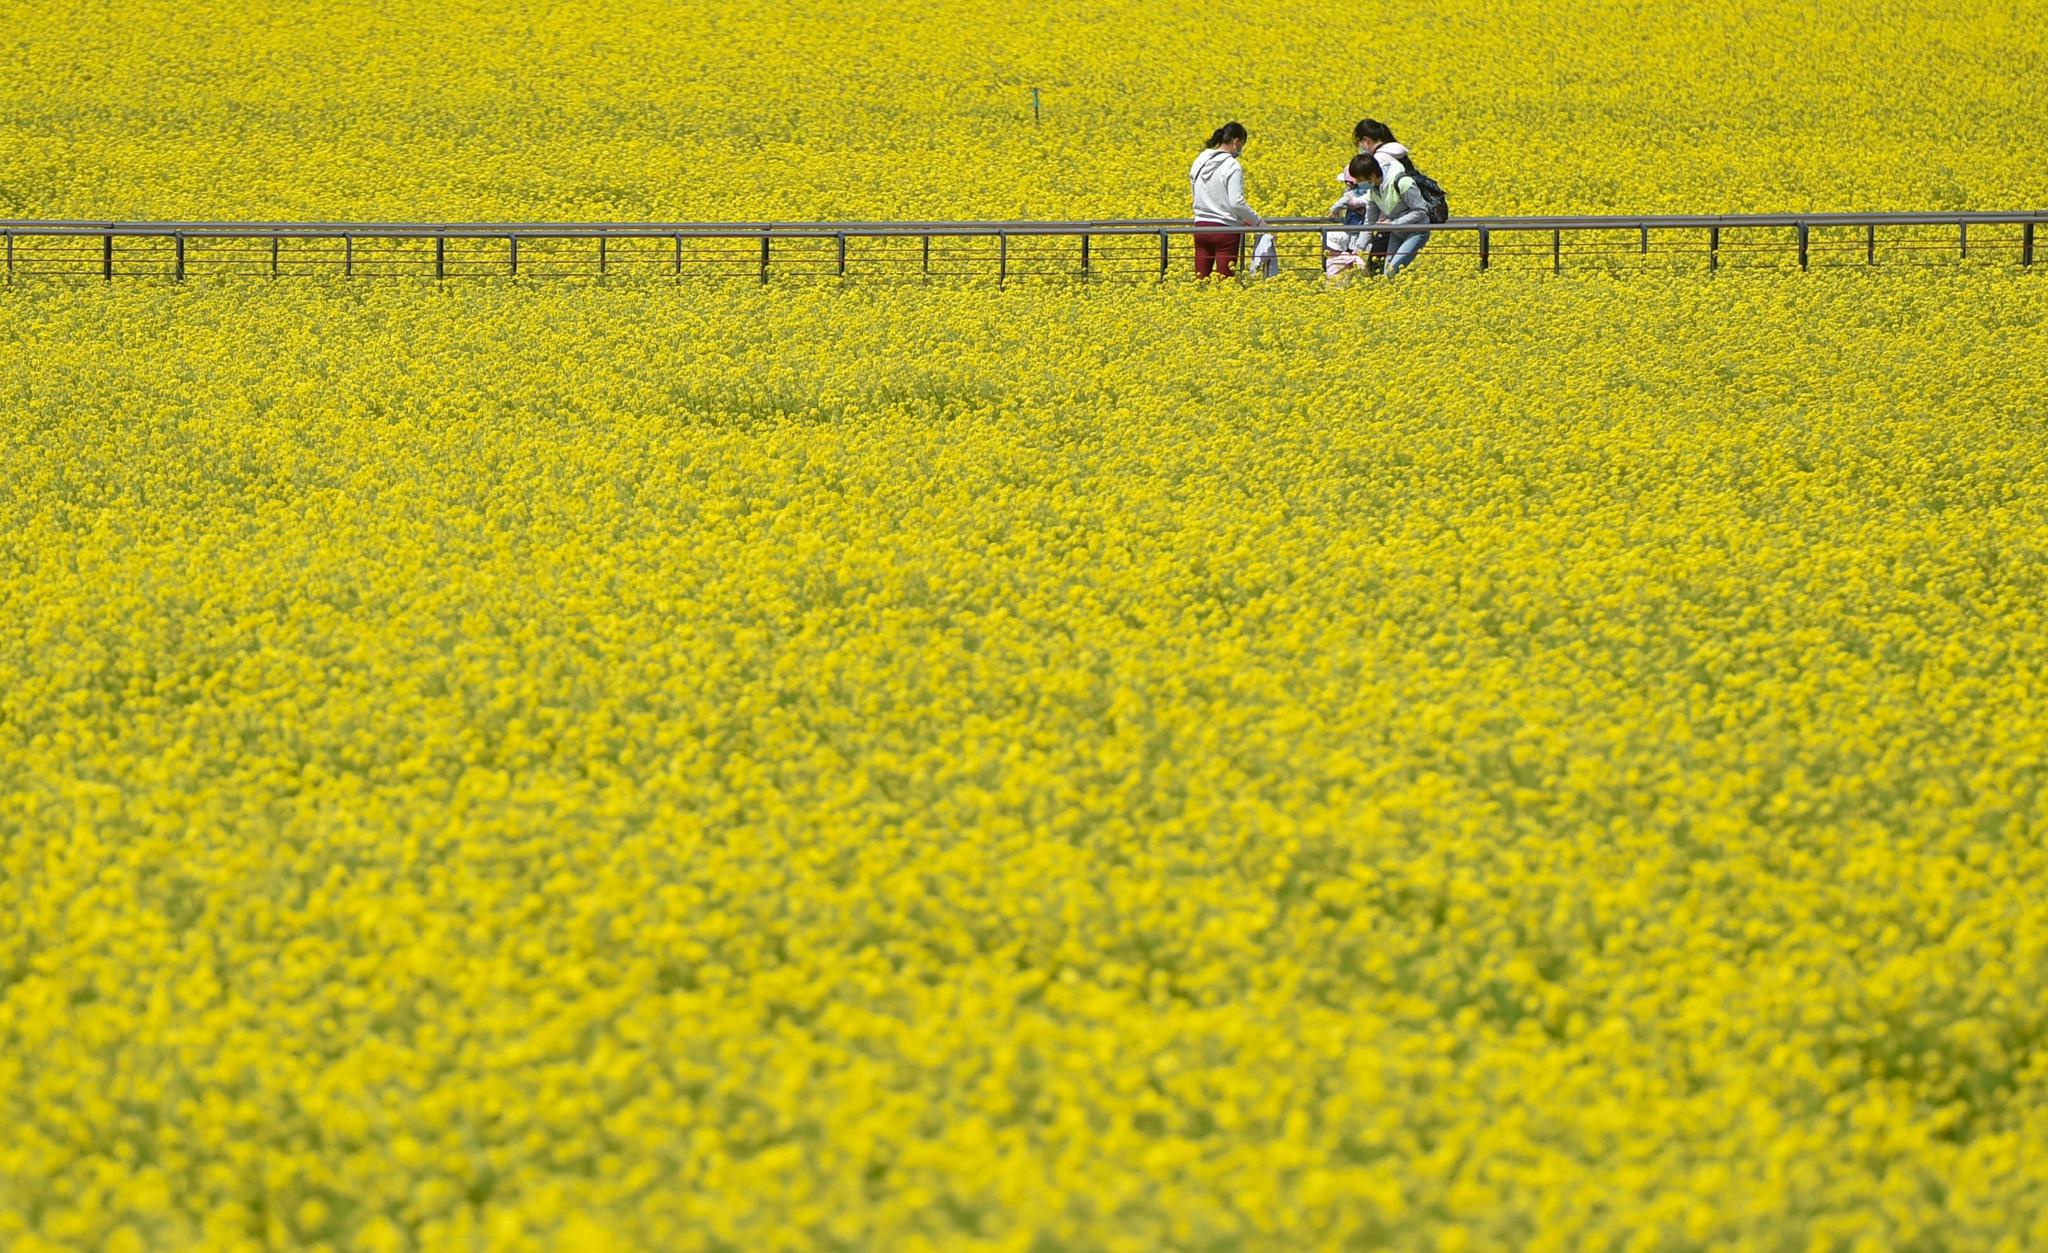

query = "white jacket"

[
  {"left": 1190, "top": 150, "right": 1262, "bottom": 227},
  {"left": 1370, "top": 142, "right": 1411, "bottom": 185}
]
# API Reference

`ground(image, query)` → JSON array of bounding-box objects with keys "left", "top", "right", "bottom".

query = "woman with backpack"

[
  {"left": 1351, "top": 121, "right": 1410, "bottom": 274},
  {"left": 1353, "top": 155, "right": 1432, "bottom": 277},
  {"left": 1354, "top": 119, "right": 1448, "bottom": 216},
  {"left": 1349, "top": 120, "right": 1448, "bottom": 271},
  {"left": 1190, "top": 121, "right": 1265, "bottom": 278}
]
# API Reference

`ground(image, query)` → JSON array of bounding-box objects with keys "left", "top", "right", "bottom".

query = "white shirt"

[{"left": 1190, "top": 149, "right": 1262, "bottom": 227}]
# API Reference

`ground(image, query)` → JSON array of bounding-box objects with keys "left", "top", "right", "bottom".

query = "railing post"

[
  {"left": 1709, "top": 226, "right": 1720, "bottom": 271},
  {"left": 2026, "top": 221, "right": 2036, "bottom": 267},
  {"left": 1639, "top": 225, "right": 1648, "bottom": 254},
  {"left": 174, "top": 233, "right": 184, "bottom": 283},
  {"left": 837, "top": 233, "right": 847, "bottom": 276},
  {"left": 344, "top": 234, "right": 353, "bottom": 279},
  {"left": 435, "top": 235, "right": 445, "bottom": 280},
  {"left": 1959, "top": 222, "right": 1967, "bottom": 259},
  {"left": 104, "top": 231, "right": 114, "bottom": 281},
  {"left": 674, "top": 233, "right": 682, "bottom": 279},
  {"left": 1080, "top": 232, "right": 1089, "bottom": 274},
  {"left": 1551, "top": 229, "right": 1560, "bottom": 273},
  {"left": 1159, "top": 230, "right": 1168, "bottom": 279},
  {"left": 1797, "top": 222, "right": 1809, "bottom": 270},
  {"left": 1478, "top": 227, "right": 1489, "bottom": 272},
  {"left": 1867, "top": 223, "right": 1875, "bottom": 265},
  {"left": 998, "top": 230, "right": 1007, "bottom": 286},
  {"left": 598, "top": 234, "right": 607, "bottom": 275},
  {"left": 271, "top": 236, "right": 279, "bottom": 279},
  {"left": 510, "top": 235, "right": 519, "bottom": 277},
  {"left": 921, "top": 234, "right": 930, "bottom": 275},
  {"left": 4, "top": 231, "right": 10, "bottom": 282},
  {"left": 759, "top": 233, "right": 769, "bottom": 284}
]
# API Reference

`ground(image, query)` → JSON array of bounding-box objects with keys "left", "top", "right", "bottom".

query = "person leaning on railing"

[
  {"left": 1190, "top": 121, "right": 1266, "bottom": 278},
  {"left": 1354, "top": 156, "right": 1432, "bottom": 277},
  {"left": 1352, "top": 118, "right": 1412, "bottom": 273}
]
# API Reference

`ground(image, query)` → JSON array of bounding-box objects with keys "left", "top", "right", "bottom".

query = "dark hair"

[
  {"left": 1347, "top": 153, "right": 1378, "bottom": 181},
  {"left": 1205, "top": 121, "right": 1248, "bottom": 150},
  {"left": 1353, "top": 118, "right": 1398, "bottom": 145}
]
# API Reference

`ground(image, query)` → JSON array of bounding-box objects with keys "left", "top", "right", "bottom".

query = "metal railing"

[{"left": 1, "top": 211, "right": 2041, "bottom": 283}]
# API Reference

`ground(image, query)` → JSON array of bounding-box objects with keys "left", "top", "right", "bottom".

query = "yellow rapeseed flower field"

[
  {"left": 1, "top": 0, "right": 2044, "bottom": 220},
  {"left": 4, "top": 1, "right": 2048, "bottom": 1250},
  {"left": 6, "top": 273, "right": 2048, "bottom": 1249}
]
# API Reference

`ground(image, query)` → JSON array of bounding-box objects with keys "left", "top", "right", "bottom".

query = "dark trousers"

[{"left": 1193, "top": 230, "right": 1243, "bottom": 278}]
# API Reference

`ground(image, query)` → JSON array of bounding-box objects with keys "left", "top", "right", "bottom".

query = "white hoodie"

[
  {"left": 1190, "top": 149, "right": 1262, "bottom": 227},
  {"left": 1370, "top": 141, "right": 1411, "bottom": 185}
]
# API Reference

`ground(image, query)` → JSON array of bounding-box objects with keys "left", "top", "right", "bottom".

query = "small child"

[{"left": 1324, "top": 154, "right": 1378, "bottom": 278}]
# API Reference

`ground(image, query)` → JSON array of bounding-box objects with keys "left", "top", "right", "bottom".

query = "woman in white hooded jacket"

[
  {"left": 1353, "top": 118, "right": 1411, "bottom": 184},
  {"left": 1189, "top": 121, "right": 1265, "bottom": 278}
]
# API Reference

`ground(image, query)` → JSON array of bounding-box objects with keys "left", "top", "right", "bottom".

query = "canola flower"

[
  {"left": 2, "top": 270, "right": 2047, "bottom": 1248},
  {"left": 5, "top": 0, "right": 2048, "bottom": 1245},
  {"left": 1, "top": 0, "right": 2045, "bottom": 223}
]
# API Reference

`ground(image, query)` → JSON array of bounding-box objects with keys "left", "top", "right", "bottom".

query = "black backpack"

[{"left": 1397, "top": 157, "right": 1451, "bottom": 224}]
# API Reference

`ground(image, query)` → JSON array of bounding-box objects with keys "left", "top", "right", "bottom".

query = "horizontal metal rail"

[
  {"left": 6, "top": 210, "right": 2045, "bottom": 236},
  {"left": 2, "top": 211, "right": 2041, "bottom": 283}
]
